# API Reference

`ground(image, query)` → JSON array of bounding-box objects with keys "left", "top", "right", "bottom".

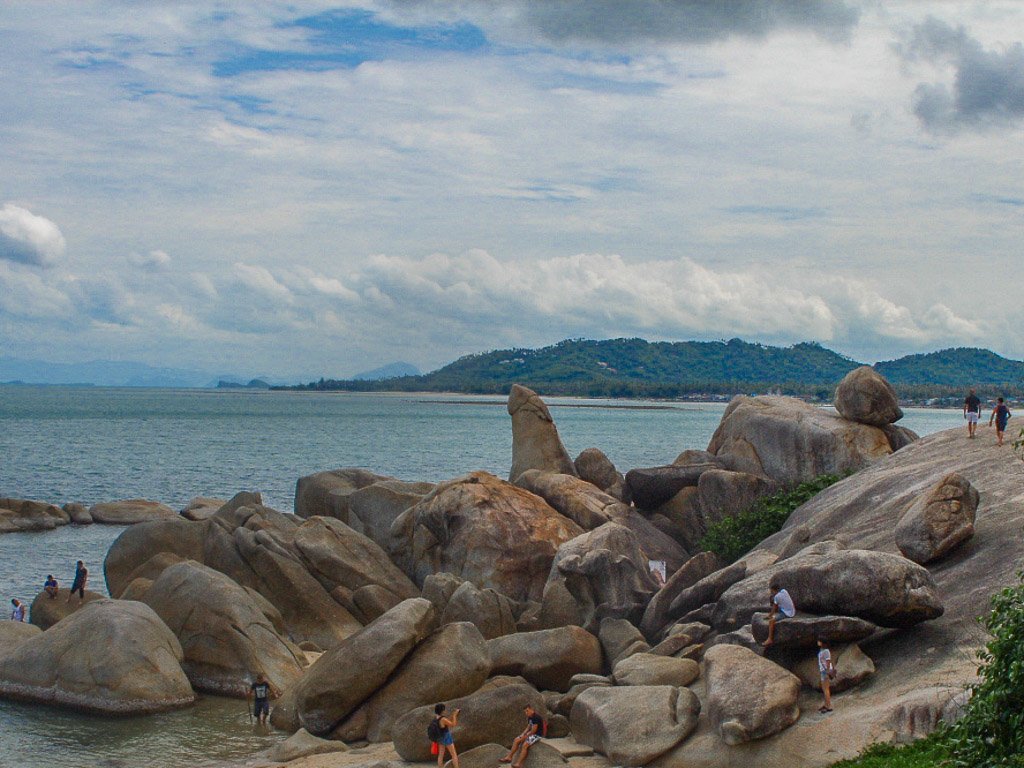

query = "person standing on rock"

[
  {"left": 67, "top": 560, "right": 88, "bottom": 604},
  {"left": 248, "top": 673, "right": 276, "bottom": 725},
  {"left": 500, "top": 705, "right": 544, "bottom": 768},
  {"left": 431, "top": 703, "right": 460, "bottom": 768},
  {"left": 763, "top": 586, "right": 796, "bottom": 647},
  {"left": 9, "top": 598, "right": 25, "bottom": 622},
  {"left": 964, "top": 388, "right": 982, "bottom": 438},
  {"left": 817, "top": 639, "right": 836, "bottom": 713},
  {"left": 989, "top": 397, "right": 1012, "bottom": 446}
]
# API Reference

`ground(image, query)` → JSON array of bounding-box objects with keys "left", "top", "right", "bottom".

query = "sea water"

[{"left": 0, "top": 387, "right": 962, "bottom": 768}]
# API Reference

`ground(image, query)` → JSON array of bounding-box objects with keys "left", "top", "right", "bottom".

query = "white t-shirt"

[
  {"left": 818, "top": 647, "right": 832, "bottom": 675},
  {"left": 773, "top": 589, "right": 796, "bottom": 618},
  {"left": 10, "top": 604, "right": 25, "bottom": 622}
]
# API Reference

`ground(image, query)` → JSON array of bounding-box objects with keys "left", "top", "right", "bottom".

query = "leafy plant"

[
  {"left": 698, "top": 474, "right": 841, "bottom": 563},
  {"left": 830, "top": 735, "right": 951, "bottom": 768}
]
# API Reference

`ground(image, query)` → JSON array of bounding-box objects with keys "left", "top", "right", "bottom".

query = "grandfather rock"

[
  {"left": 612, "top": 653, "right": 699, "bottom": 687},
  {"left": 0, "top": 600, "right": 194, "bottom": 714},
  {"left": 30, "top": 588, "right": 105, "bottom": 630},
  {"left": 704, "top": 644, "right": 800, "bottom": 745},
  {"left": 835, "top": 366, "right": 903, "bottom": 427},
  {"left": 570, "top": 685, "right": 700, "bottom": 765},
  {"left": 294, "top": 468, "right": 393, "bottom": 521},
  {"left": 488, "top": 626, "right": 603, "bottom": 691},
  {"left": 750, "top": 613, "right": 877, "bottom": 648},
  {"left": 0, "top": 498, "right": 69, "bottom": 533},
  {"left": 391, "top": 471, "right": 582, "bottom": 603},
  {"left": 793, "top": 643, "right": 875, "bottom": 693},
  {"left": 89, "top": 499, "right": 177, "bottom": 525},
  {"left": 508, "top": 384, "right": 577, "bottom": 481},
  {"left": 142, "top": 560, "right": 305, "bottom": 696},
  {"left": 896, "top": 472, "right": 979, "bottom": 564}
]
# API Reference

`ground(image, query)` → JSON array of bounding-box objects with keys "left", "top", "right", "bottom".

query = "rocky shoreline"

[{"left": 0, "top": 365, "right": 1018, "bottom": 768}]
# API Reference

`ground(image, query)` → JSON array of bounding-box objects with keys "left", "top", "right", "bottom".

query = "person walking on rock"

[
  {"left": 9, "top": 598, "right": 25, "bottom": 622},
  {"left": 67, "top": 560, "right": 88, "bottom": 604},
  {"left": 431, "top": 702, "right": 460, "bottom": 768},
  {"left": 500, "top": 705, "right": 544, "bottom": 768},
  {"left": 989, "top": 397, "right": 1013, "bottom": 446},
  {"left": 763, "top": 586, "right": 796, "bottom": 647},
  {"left": 964, "top": 388, "right": 982, "bottom": 438},
  {"left": 817, "top": 638, "right": 836, "bottom": 713},
  {"left": 248, "top": 673, "right": 276, "bottom": 725}
]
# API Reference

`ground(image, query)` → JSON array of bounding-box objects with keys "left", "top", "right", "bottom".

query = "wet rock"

[
  {"left": 63, "top": 502, "right": 93, "bottom": 525},
  {"left": 895, "top": 472, "right": 979, "bottom": 565},
  {"left": 508, "top": 384, "right": 577, "bottom": 482},
  {"left": 267, "top": 728, "right": 350, "bottom": 762}
]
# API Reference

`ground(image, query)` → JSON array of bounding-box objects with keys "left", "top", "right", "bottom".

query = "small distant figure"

[
  {"left": 10, "top": 599, "right": 25, "bottom": 622},
  {"left": 67, "top": 560, "right": 88, "bottom": 604},
  {"left": 430, "top": 702, "right": 460, "bottom": 768},
  {"left": 964, "top": 388, "right": 982, "bottom": 438},
  {"left": 989, "top": 398, "right": 1013, "bottom": 446},
  {"left": 763, "top": 586, "right": 796, "bottom": 647},
  {"left": 817, "top": 638, "right": 836, "bottom": 713},
  {"left": 648, "top": 559, "right": 667, "bottom": 587},
  {"left": 499, "top": 705, "right": 545, "bottom": 768},
  {"left": 44, "top": 574, "right": 59, "bottom": 599},
  {"left": 248, "top": 672, "right": 277, "bottom": 725}
]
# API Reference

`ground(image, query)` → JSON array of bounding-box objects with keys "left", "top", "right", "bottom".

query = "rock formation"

[
  {"left": 508, "top": 384, "right": 577, "bottom": 481},
  {"left": 89, "top": 499, "right": 177, "bottom": 524},
  {"left": 488, "top": 626, "right": 603, "bottom": 691},
  {"left": 0, "top": 497, "right": 70, "bottom": 532},
  {"left": 895, "top": 472, "right": 978, "bottom": 564},
  {"left": 834, "top": 366, "right": 903, "bottom": 427}
]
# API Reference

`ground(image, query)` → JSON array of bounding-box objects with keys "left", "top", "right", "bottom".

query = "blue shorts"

[
  {"left": 440, "top": 732, "right": 454, "bottom": 746},
  {"left": 254, "top": 699, "right": 269, "bottom": 717}
]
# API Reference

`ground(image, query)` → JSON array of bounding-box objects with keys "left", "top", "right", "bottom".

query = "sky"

[{"left": 3, "top": 1, "right": 1024, "bottom": 380}]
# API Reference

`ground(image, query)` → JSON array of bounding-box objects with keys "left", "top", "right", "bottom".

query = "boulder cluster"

[{"left": 1, "top": 366, "right": 993, "bottom": 768}]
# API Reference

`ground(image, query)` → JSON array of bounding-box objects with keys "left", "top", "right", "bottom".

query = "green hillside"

[{"left": 282, "top": 339, "right": 1024, "bottom": 399}]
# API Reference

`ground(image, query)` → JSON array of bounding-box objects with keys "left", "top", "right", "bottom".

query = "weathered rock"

[
  {"left": 640, "top": 551, "right": 722, "bottom": 639},
  {"left": 896, "top": 472, "right": 979, "bottom": 564},
  {"left": 539, "top": 523, "right": 657, "bottom": 632},
  {"left": 707, "top": 395, "right": 892, "bottom": 486},
  {"left": 515, "top": 470, "right": 615, "bottom": 530},
  {"left": 750, "top": 612, "right": 877, "bottom": 648},
  {"left": 508, "top": 384, "right": 577, "bottom": 482},
  {"left": 598, "top": 618, "right": 649, "bottom": 667},
  {"left": 29, "top": 588, "right": 105, "bottom": 630},
  {"left": 105, "top": 519, "right": 205, "bottom": 597},
  {"left": 422, "top": 572, "right": 467, "bottom": 614},
  {"left": 294, "top": 468, "right": 393, "bottom": 521},
  {"left": 0, "top": 620, "right": 42, "bottom": 652},
  {"left": 696, "top": 470, "right": 775, "bottom": 528},
  {"left": 834, "top": 366, "right": 903, "bottom": 427},
  {"left": 650, "top": 488, "right": 704, "bottom": 552},
  {"left": 63, "top": 502, "right": 93, "bottom": 525},
  {"left": 390, "top": 471, "right": 582, "bottom": 603},
  {"left": 180, "top": 497, "right": 227, "bottom": 521},
  {"left": 552, "top": 678, "right": 613, "bottom": 716},
  {"left": 0, "top": 600, "right": 194, "bottom": 714},
  {"left": 793, "top": 643, "right": 875, "bottom": 693},
  {"left": 667, "top": 562, "right": 747, "bottom": 626},
  {"left": 334, "top": 621, "right": 490, "bottom": 742},
  {"left": 769, "top": 549, "right": 944, "bottom": 628},
  {"left": 451, "top": 742, "right": 566, "bottom": 768},
  {"left": 351, "top": 584, "right": 404, "bottom": 624},
  {"left": 574, "top": 448, "right": 626, "bottom": 501},
  {"left": 89, "top": 499, "right": 177, "bottom": 525},
  {"left": 346, "top": 479, "right": 434, "bottom": 550},
  {"left": 704, "top": 644, "right": 800, "bottom": 745},
  {"left": 441, "top": 581, "right": 517, "bottom": 640},
  {"left": 293, "top": 597, "right": 437, "bottom": 735},
  {"left": 0, "top": 497, "right": 70, "bottom": 533},
  {"left": 570, "top": 685, "right": 701, "bottom": 765},
  {"left": 883, "top": 424, "right": 919, "bottom": 452},
  {"left": 626, "top": 464, "right": 718, "bottom": 510},
  {"left": 121, "top": 577, "right": 153, "bottom": 601},
  {"left": 488, "top": 626, "right": 603, "bottom": 691},
  {"left": 267, "top": 728, "right": 350, "bottom": 763},
  {"left": 612, "top": 653, "right": 700, "bottom": 687},
  {"left": 393, "top": 683, "right": 548, "bottom": 761},
  {"left": 142, "top": 560, "right": 305, "bottom": 696}
]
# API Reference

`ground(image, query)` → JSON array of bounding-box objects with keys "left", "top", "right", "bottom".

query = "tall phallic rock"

[{"left": 508, "top": 384, "right": 577, "bottom": 482}]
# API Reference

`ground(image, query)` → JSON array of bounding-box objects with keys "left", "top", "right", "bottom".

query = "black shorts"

[
  {"left": 70, "top": 583, "right": 84, "bottom": 597},
  {"left": 254, "top": 699, "right": 269, "bottom": 717}
]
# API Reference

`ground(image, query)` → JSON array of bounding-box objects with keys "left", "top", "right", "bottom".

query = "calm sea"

[{"left": 0, "top": 386, "right": 961, "bottom": 768}]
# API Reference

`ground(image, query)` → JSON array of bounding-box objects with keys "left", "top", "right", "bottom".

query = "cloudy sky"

[{"left": 3, "top": 1, "right": 1024, "bottom": 379}]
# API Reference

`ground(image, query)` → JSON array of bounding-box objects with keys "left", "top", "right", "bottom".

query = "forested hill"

[{"left": 281, "top": 339, "right": 1024, "bottom": 399}]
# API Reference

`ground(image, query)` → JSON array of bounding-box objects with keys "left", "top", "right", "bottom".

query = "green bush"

[
  {"left": 830, "top": 735, "right": 951, "bottom": 768},
  {"left": 698, "top": 474, "right": 841, "bottom": 563}
]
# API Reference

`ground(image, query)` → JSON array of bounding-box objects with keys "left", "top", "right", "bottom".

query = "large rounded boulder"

[
  {"left": 834, "top": 366, "right": 903, "bottom": 427},
  {"left": 0, "top": 600, "right": 194, "bottom": 714},
  {"left": 294, "top": 468, "right": 393, "bottom": 521},
  {"left": 0, "top": 497, "right": 70, "bottom": 532},
  {"left": 895, "top": 472, "right": 979, "bottom": 565},
  {"left": 487, "top": 626, "right": 603, "bottom": 691},
  {"left": 30, "top": 587, "right": 106, "bottom": 630},
  {"left": 389, "top": 471, "right": 582, "bottom": 603},
  {"left": 89, "top": 499, "right": 177, "bottom": 525}
]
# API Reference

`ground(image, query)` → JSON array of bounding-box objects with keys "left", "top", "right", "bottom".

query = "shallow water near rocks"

[{"left": 0, "top": 387, "right": 959, "bottom": 768}]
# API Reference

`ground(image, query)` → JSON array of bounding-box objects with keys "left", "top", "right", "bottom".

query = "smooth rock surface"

[
  {"left": 0, "top": 497, "right": 69, "bottom": 532},
  {"left": 0, "top": 620, "right": 42, "bottom": 652},
  {"left": 612, "top": 653, "right": 700, "bottom": 687},
  {"left": 834, "top": 366, "right": 903, "bottom": 427},
  {"left": 793, "top": 643, "right": 875, "bottom": 693},
  {"left": 488, "top": 626, "right": 603, "bottom": 691},
  {"left": 441, "top": 580, "right": 517, "bottom": 640},
  {"left": 598, "top": 618, "right": 649, "bottom": 667},
  {"left": 294, "top": 468, "right": 393, "bottom": 521},
  {"left": 346, "top": 479, "right": 434, "bottom": 550},
  {"left": 89, "top": 499, "right": 177, "bottom": 525},
  {"left": 750, "top": 613, "right": 878, "bottom": 648},
  {"left": 29, "top": 587, "right": 105, "bottom": 630},
  {"left": 895, "top": 472, "right": 979, "bottom": 564},
  {"left": 640, "top": 551, "right": 722, "bottom": 639},
  {"left": 508, "top": 384, "right": 577, "bottom": 482},
  {"left": 574, "top": 448, "right": 626, "bottom": 501}
]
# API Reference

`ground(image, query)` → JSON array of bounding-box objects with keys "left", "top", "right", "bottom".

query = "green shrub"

[
  {"left": 698, "top": 474, "right": 841, "bottom": 563},
  {"left": 830, "top": 735, "right": 951, "bottom": 768}
]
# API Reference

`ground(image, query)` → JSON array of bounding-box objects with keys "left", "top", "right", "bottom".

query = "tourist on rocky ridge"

[
  {"left": 964, "top": 388, "right": 982, "bottom": 438},
  {"left": 431, "top": 702, "right": 460, "bottom": 768},
  {"left": 989, "top": 397, "right": 1012, "bottom": 446},
  {"left": 500, "top": 704, "right": 544, "bottom": 768},
  {"left": 9, "top": 598, "right": 25, "bottom": 622},
  {"left": 43, "top": 574, "right": 58, "bottom": 598},
  {"left": 67, "top": 560, "right": 87, "bottom": 604},
  {"left": 762, "top": 586, "right": 796, "bottom": 647},
  {"left": 817, "top": 638, "right": 836, "bottom": 714}
]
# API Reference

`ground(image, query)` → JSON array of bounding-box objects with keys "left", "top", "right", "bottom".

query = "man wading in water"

[{"left": 248, "top": 673, "right": 277, "bottom": 725}]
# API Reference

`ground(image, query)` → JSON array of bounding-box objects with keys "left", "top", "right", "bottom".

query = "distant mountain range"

[
  {"left": 283, "top": 338, "right": 1024, "bottom": 400},
  {"left": 0, "top": 356, "right": 283, "bottom": 389},
  {"left": 352, "top": 361, "right": 421, "bottom": 381}
]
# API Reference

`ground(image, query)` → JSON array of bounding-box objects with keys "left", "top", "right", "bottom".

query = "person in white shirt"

[
  {"left": 817, "top": 638, "right": 836, "bottom": 713},
  {"left": 763, "top": 586, "right": 796, "bottom": 647},
  {"left": 9, "top": 598, "right": 26, "bottom": 622}
]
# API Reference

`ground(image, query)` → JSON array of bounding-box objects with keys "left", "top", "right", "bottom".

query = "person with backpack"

[
  {"left": 428, "top": 702, "right": 460, "bottom": 768},
  {"left": 817, "top": 638, "right": 837, "bottom": 714},
  {"left": 989, "top": 397, "right": 1013, "bottom": 446},
  {"left": 499, "top": 705, "right": 545, "bottom": 768}
]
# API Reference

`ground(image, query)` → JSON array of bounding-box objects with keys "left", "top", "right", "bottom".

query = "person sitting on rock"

[
  {"left": 817, "top": 638, "right": 836, "bottom": 713},
  {"left": 9, "top": 598, "right": 25, "bottom": 622},
  {"left": 763, "top": 586, "right": 796, "bottom": 647},
  {"left": 44, "top": 574, "right": 58, "bottom": 599},
  {"left": 248, "top": 673, "right": 277, "bottom": 725},
  {"left": 432, "top": 702, "right": 460, "bottom": 768},
  {"left": 500, "top": 705, "right": 544, "bottom": 768}
]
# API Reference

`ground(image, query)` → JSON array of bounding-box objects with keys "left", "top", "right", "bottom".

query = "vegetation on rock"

[{"left": 699, "top": 474, "right": 842, "bottom": 563}]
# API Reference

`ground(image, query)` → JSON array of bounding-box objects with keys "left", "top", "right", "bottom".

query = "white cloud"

[
  {"left": 0, "top": 204, "right": 66, "bottom": 267},
  {"left": 129, "top": 249, "right": 172, "bottom": 270}
]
